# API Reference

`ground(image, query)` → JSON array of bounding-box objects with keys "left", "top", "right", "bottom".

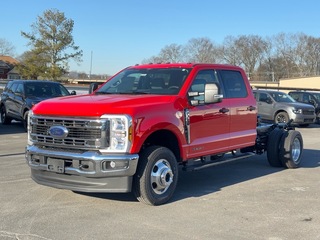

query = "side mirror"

[
  {"left": 70, "top": 90, "right": 76, "bottom": 95},
  {"left": 204, "top": 83, "right": 223, "bottom": 104},
  {"left": 89, "top": 83, "right": 100, "bottom": 94},
  {"left": 309, "top": 99, "right": 316, "bottom": 106},
  {"left": 188, "top": 83, "right": 222, "bottom": 106}
]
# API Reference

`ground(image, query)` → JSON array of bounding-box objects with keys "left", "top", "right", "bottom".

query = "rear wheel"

[
  {"left": 133, "top": 146, "right": 178, "bottom": 206},
  {"left": 275, "top": 111, "right": 289, "bottom": 124},
  {"left": 280, "top": 130, "right": 303, "bottom": 168},
  {"left": 267, "top": 128, "right": 284, "bottom": 167},
  {"left": 0, "top": 105, "right": 11, "bottom": 125}
]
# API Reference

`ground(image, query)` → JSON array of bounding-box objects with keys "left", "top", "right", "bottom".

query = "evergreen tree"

[{"left": 21, "top": 8, "right": 82, "bottom": 80}]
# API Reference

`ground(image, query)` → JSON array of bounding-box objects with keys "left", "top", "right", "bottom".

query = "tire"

[
  {"left": 275, "top": 111, "right": 289, "bottom": 124},
  {"left": 280, "top": 130, "right": 303, "bottom": 169},
  {"left": 23, "top": 110, "right": 29, "bottom": 132},
  {"left": 0, "top": 105, "right": 12, "bottom": 125},
  {"left": 267, "top": 128, "right": 284, "bottom": 167},
  {"left": 133, "top": 146, "right": 178, "bottom": 206}
]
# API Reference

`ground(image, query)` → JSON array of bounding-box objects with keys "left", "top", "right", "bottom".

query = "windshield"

[
  {"left": 269, "top": 92, "right": 295, "bottom": 103},
  {"left": 95, "top": 68, "right": 191, "bottom": 95},
  {"left": 312, "top": 92, "right": 320, "bottom": 101},
  {"left": 25, "top": 82, "right": 70, "bottom": 97}
]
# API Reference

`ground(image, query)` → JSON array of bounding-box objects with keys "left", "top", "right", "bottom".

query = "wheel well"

[
  {"left": 274, "top": 110, "right": 287, "bottom": 118},
  {"left": 23, "top": 108, "right": 29, "bottom": 116},
  {"left": 142, "top": 130, "right": 181, "bottom": 162}
]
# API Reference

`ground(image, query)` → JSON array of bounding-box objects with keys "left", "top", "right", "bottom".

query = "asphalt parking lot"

[{"left": 0, "top": 122, "right": 319, "bottom": 240}]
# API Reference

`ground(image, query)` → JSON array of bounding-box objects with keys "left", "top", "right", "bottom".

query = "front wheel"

[
  {"left": 275, "top": 111, "right": 289, "bottom": 124},
  {"left": 0, "top": 105, "right": 12, "bottom": 125},
  {"left": 133, "top": 146, "right": 178, "bottom": 206},
  {"left": 280, "top": 130, "right": 303, "bottom": 168}
]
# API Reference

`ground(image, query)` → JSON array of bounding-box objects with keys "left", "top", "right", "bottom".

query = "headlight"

[
  {"left": 27, "top": 110, "right": 33, "bottom": 145},
  {"left": 293, "top": 108, "right": 303, "bottom": 114},
  {"left": 101, "top": 114, "right": 132, "bottom": 152}
]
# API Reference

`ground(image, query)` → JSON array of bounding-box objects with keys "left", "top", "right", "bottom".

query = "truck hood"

[
  {"left": 32, "top": 94, "right": 175, "bottom": 117},
  {"left": 27, "top": 96, "right": 64, "bottom": 108}
]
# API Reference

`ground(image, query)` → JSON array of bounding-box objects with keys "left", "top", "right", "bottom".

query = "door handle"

[
  {"left": 247, "top": 106, "right": 256, "bottom": 111},
  {"left": 219, "top": 108, "right": 229, "bottom": 113}
]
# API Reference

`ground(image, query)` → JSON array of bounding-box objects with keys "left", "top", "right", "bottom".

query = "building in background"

[{"left": 0, "top": 56, "right": 21, "bottom": 79}]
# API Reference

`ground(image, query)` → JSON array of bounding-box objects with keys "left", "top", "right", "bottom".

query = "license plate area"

[{"left": 47, "top": 158, "right": 65, "bottom": 173}]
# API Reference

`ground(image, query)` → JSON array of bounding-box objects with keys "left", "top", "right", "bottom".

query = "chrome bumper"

[{"left": 25, "top": 145, "right": 139, "bottom": 192}]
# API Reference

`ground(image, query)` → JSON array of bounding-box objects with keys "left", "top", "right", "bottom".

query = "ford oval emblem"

[{"left": 48, "top": 126, "right": 68, "bottom": 138}]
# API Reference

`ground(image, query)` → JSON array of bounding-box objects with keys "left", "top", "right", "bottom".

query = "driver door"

[{"left": 186, "top": 69, "right": 230, "bottom": 158}]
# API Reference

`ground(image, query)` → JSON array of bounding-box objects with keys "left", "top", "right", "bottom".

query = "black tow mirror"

[{"left": 70, "top": 90, "right": 76, "bottom": 95}]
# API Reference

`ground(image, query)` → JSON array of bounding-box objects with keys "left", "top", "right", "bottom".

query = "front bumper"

[
  {"left": 26, "top": 145, "right": 139, "bottom": 192},
  {"left": 288, "top": 113, "right": 315, "bottom": 124}
]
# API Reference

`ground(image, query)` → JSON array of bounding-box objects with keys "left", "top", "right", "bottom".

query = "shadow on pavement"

[
  {"left": 0, "top": 121, "right": 26, "bottom": 135},
  {"left": 71, "top": 149, "right": 319, "bottom": 205}
]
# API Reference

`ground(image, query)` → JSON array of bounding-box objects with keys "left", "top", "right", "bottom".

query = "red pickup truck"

[{"left": 25, "top": 63, "right": 303, "bottom": 205}]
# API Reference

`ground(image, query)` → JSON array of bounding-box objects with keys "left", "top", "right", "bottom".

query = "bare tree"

[
  {"left": 185, "top": 37, "right": 217, "bottom": 63},
  {"left": 142, "top": 32, "right": 320, "bottom": 80},
  {"left": 233, "top": 35, "right": 269, "bottom": 79},
  {"left": 0, "top": 38, "right": 15, "bottom": 56},
  {"left": 272, "top": 33, "right": 300, "bottom": 78},
  {"left": 142, "top": 43, "right": 185, "bottom": 63},
  {"left": 159, "top": 44, "right": 185, "bottom": 62},
  {"left": 219, "top": 35, "right": 243, "bottom": 66},
  {"left": 296, "top": 35, "right": 320, "bottom": 76}
]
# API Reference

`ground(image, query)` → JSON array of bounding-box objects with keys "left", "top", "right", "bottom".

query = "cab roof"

[{"left": 127, "top": 63, "right": 243, "bottom": 71}]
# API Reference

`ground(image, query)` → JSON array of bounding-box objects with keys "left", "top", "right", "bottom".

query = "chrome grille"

[{"left": 30, "top": 116, "right": 109, "bottom": 149}]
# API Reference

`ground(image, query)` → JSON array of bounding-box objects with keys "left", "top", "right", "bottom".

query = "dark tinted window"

[
  {"left": 258, "top": 93, "right": 270, "bottom": 102},
  {"left": 4, "top": 81, "right": 13, "bottom": 92},
  {"left": 10, "top": 83, "right": 18, "bottom": 93},
  {"left": 219, "top": 70, "right": 247, "bottom": 98},
  {"left": 15, "top": 83, "right": 24, "bottom": 95},
  {"left": 289, "top": 92, "right": 300, "bottom": 101},
  {"left": 25, "top": 82, "right": 70, "bottom": 97}
]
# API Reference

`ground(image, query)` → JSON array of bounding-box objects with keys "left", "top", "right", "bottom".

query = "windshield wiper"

[
  {"left": 95, "top": 91, "right": 149, "bottom": 95},
  {"left": 131, "top": 91, "right": 149, "bottom": 94},
  {"left": 95, "top": 91, "right": 114, "bottom": 95}
]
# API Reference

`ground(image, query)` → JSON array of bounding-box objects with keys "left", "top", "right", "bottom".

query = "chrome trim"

[
  {"left": 184, "top": 109, "right": 190, "bottom": 144},
  {"left": 26, "top": 145, "right": 139, "bottom": 178},
  {"left": 29, "top": 116, "right": 108, "bottom": 150}
]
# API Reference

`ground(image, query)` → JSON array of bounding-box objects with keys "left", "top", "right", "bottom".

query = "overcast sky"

[{"left": 2, "top": 0, "right": 320, "bottom": 75}]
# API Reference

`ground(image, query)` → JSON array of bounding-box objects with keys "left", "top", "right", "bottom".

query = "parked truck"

[{"left": 25, "top": 63, "right": 303, "bottom": 205}]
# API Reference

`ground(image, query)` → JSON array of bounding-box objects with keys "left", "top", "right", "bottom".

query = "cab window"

[{"left": 219, "top": 70, "right": 247, "bottom": 98}]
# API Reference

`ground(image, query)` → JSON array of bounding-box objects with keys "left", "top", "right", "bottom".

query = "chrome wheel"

[
  {"left": 150, "top": 159, "right": 174, "bottom": 195},
  {"left": 280, "top": 130, "right": 303, "bottom": 168},
  {"left": 291, "top": 137, "right": 302, "bottom": 163},
  {"left": 133, "top": 146, "right": 178, "bottom": 205}
]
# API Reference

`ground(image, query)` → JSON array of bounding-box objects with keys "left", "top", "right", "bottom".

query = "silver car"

[{"left": 253, "top": 90, "right": 316, "bottom": 126}]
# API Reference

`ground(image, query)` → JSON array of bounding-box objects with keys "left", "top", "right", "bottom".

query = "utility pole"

[{"left": 89, "top": 51, "right": 93, "bottom": 79}]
